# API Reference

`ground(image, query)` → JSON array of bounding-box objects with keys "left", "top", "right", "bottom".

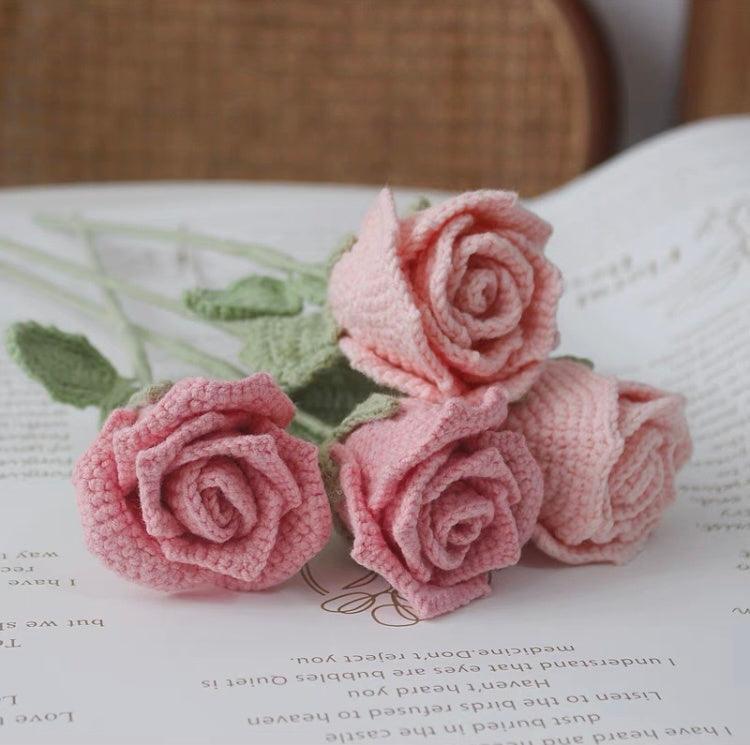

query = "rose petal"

[
  {"left": 170, "top": 434, "right": 304, "bottom": 514},
  {"left": 432, "top": 498, "right": 519, "bottom": 587},
  {"left": 432, "top": 484, "right": 494, "bottom": 547},
  {"left": 339, "top": 337, "right": 453, "bottom": 401},
  {"left": 356, "top": 387, "right": 509, "bottom": 513},
  {"left": 406, "top": 199, "right": 558, "bottom": 390},
  {"left": 507, "top": 360, "right": 623, "bottom": 547},
  {"left": 73, "top": 409, "right": 211, "bottom": 591},
  {"left": 337, "top": 458, "right": 491, "bottom": 619},
  {"left": 415, "top": 213, "right": 476, "bottom": 349},
  {"left": 454, "top": 266, "right": 498, "bottom": 316},
  {"left": 383, "top": 446, "right": 503, "bottom": 583},
  {"left": 533, "top": 522, "right": 652, "bottom": 565},
  {"left": 196, "top": 458, "right": 259, "bottom": 537},
  {"left": 163, "top": 458, "right": 253, "bottom": 543},
  {"left": 157, "top": 433, "right": 304, "bottom": 582},
  {"left": 421, "top": 483, "right": 495, "bottom": 572},
  {"left": 134, "top": 412, "right": 248, "bottom": 539},
  {"left": 400, "top": 190, "right": 551, "bottom": 261},
  {"left": 429, "top": 438, "right": 542, "bottom": 588},
  {"left": 212, "top": 423, "right": 331, "bottom": 590},
  {"left": 487, "top": 430, "right": 545, "bottom": 545},
  {"left": 426, "top": 244, "right": 560, "bottom": 383},
  {"left": 426, "top": 229, "right": 534, "bottom": 346},
  {"left": 112, "top": 375, "right": 294, "bottom": 491},
  {"left": 381, "top": 445, "right": 454, "bottom": 583},
  {"left": 329, "top": 188, "right": 455, "bottom": 397}
]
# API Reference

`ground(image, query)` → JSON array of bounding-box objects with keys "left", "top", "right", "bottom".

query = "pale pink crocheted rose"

[
  {"left": 506, "top": 359, "right": 692, "bottom": 565},
  {"left": 331, "top": 386, "right": 543, "bottom": 619},
  {"left": 328, "top": 188, "right": 562, "bottom": 402},
  {"left": 73, "top": 375, "right": 331, "bottom": 591}
]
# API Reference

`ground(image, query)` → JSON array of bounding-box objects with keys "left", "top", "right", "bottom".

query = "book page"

[{"left": 0, "top": 117, "right": 748, "bottom": 744}]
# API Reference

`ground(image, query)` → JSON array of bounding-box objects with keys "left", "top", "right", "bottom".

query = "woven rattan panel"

[{"left": 0, "top": 0, "right": 616, "bottom": 194}]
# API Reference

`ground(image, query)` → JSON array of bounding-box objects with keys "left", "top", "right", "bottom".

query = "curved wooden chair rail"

[
  {"left": 681, "top": 0, "right": 750, "bottom": 123},
  {"left": 0, "top": 0, "right": 617, "bottom": 195}
]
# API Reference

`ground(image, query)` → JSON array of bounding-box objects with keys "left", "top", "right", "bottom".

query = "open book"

[{"left": 0, "top": 116, "right": 748, "bottom": 744}]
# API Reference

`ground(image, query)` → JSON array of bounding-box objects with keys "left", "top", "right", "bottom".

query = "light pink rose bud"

[{"left": 506, "top": 359, "right": 692, "bottom": 564}]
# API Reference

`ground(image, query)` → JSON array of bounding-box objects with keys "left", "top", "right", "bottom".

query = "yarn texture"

[
  {"left": 183, "top": 274, "right": 303, "bottom": 320},
  {"left": 506, "top": 359, "right": 692, "bottom": 564},
  {"left": 4, "top": 193, "right": 696, "bottom": 616},
  {"left": 331, "top": 385, "right": 543, "bottom": 619},
  {"left": 328, "top": 188, "right": 562, "bottom": 403},
  {"left": 6, "top": 321, "right": 137, "bottom": 414},
  {"left": 73, "top": 374, "right": 331, "bottom": 591},
  {"left": 239, "top": 311, "right": 341, "bottom": 393}
]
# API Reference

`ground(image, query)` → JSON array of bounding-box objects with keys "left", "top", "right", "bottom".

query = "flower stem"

[
  {"left": 0, "top": 259, "right": 245, "bottom": 379},
  {"left": 75, "top": 217, "right": 153, "bottom": 385},
  {"left": 0, "top": 236, "right": 245, "bottom": 339},
  {"left": 140, "top": 329, "right": 246, "bottom": 380},
  {"left": 35, "top": 213, "right": 328, "bottom": 281},
  {"left": 0, "top": 259, "right": 334, "bottom": 438}
]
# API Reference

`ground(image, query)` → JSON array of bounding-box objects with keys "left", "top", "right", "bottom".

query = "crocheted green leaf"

[
  {"left": 555, "top": 354, "right": 595, "bottom": 370},
  {"left": 183, "top": 275, "right": 303, "bottom": 320},
  {"left": 288, "top": 273, "right": 328, "bottom": 306},
  {"left": 98, "top": 377, "right": 141, "bottom": 422},
  {"left": 291, "top": 359, "right": 385, "bottom": 427},
  {"left": 287, "top": 417, "right": 325, "bottom": 443},
  {"left": 238, "top": 311, "right": 342, "bottom": 392},
  {"left": 332, "top": 392, "right": 402, "bottom": 442},
  {"left": 5, "top": 322, "right": 128, "bottom": 410},
  {"left": 126, "top": 380, "right": 174, "bottom": 409}
]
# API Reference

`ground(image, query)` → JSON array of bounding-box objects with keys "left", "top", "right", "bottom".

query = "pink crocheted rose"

[
  {"left": 330, "top": 386, "right": 543, "bottom": 619},
  {"left": 328, "top": 188, "right": 562, "bottom": 402},
  {"left": 506, "top": 359, "right": 692, "bottom": 565},
  {"left": 73, "top": 375, "right": 331, "bottom": 591}
]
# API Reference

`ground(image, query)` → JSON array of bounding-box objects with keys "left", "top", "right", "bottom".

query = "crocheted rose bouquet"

[{"left": 4, "top": 188, "right": 691, "bottom": 619}]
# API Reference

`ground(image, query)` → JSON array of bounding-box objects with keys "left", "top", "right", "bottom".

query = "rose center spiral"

[
  {"left": 164, "top": 456, "right": 257, "bottom": 544},
  {"left": 446, "top": 517, "right": 484, "bottom": 546},
  {"left": 454, "top": 267, "right": 498, "bottom": 316},
  {"left": 432, "top": 483, "right": 495, "bottom": 550},
  {"left": 198, "top": 487, "right": 236, "bottom": 530}
]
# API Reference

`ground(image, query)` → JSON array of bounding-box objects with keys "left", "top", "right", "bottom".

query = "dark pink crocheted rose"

[
  {"left": 73, "top": 374, "right": 331, "bottom": 591},
  {"left": 507, "top": 359, "right": 693, "bottom": 564},
  {"left": 328, "top": 188, "right": 562, "bottom": 402},
  {"left": 331, "top": 386, "right": 543, "bottom": 619}
]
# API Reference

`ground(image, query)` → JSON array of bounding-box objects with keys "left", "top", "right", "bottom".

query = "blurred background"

[{"left": 0, "top": 0, "right": 748, "bottom": 196}]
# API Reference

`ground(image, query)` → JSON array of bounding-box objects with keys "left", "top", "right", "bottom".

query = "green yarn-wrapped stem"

[
  {"left": 0, "top": 236, "right": 245, "bottom": 339},
  {"left": 0, "top": 259, "right": 334, "bottom": 436},
  {"left": 35, "top": 213, "right": 328, "bottom": 281},
  {"left": 76, "top": 219, "right": 153, "bottom": 385},
  {"left": 292, "top": 408, "right": 335, "bottom": 442},
  {"left": 0, "top": 260, "right": 244, "bottom": 379}
]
